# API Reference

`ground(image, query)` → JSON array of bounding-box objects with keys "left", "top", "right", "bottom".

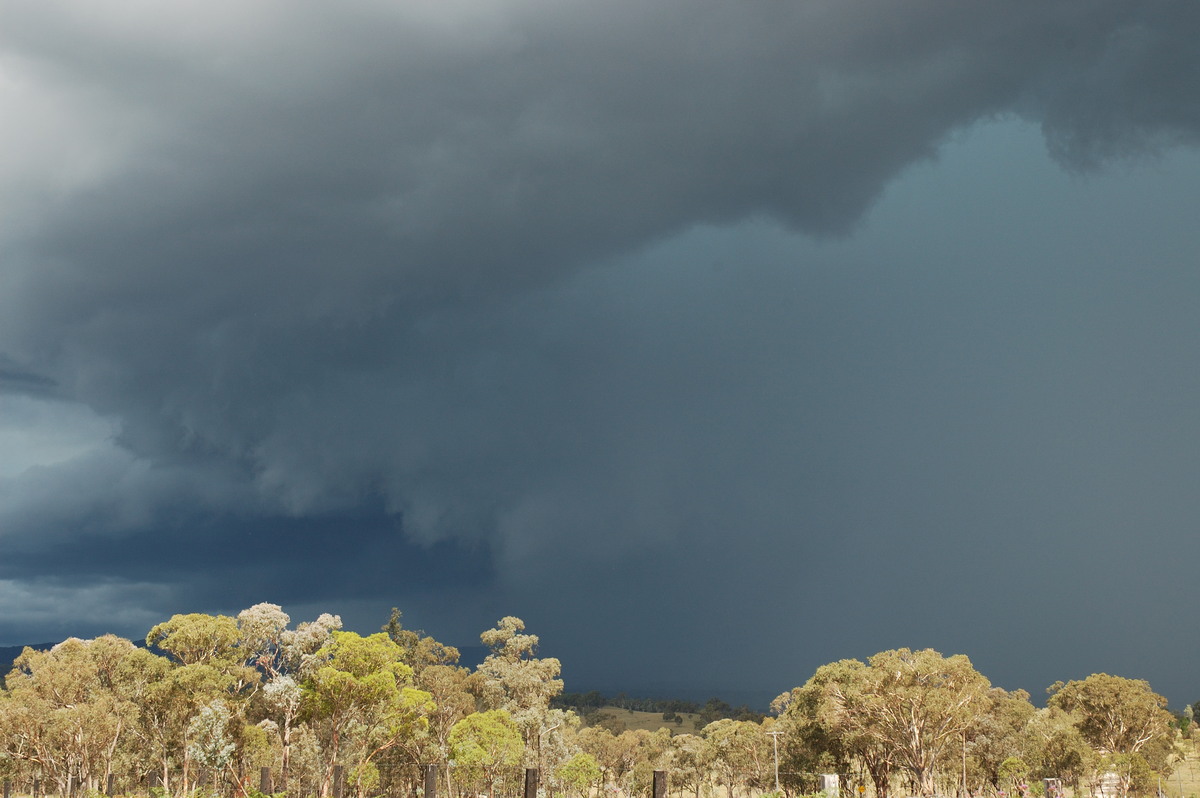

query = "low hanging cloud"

[{"left": 2, "top": 0, "right": 1200, "bottom": 655}]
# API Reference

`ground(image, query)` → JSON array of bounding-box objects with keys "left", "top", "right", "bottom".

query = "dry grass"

[
  {"left": 1170, "top": 737, "right": 1200, "bottom": 798},
  {"left": 588, "top": 707, "right": 706, "bottom": 734},
  {"left": 580, "top": 713, "right": 1200, "bottom": 796}
]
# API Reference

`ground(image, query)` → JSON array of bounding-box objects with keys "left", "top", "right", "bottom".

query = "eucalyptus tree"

[
  {"left": 237, "top": 603, "right": 292, "bottom": 678},
  {"left": 574, "top": 726, "right": 621, "bottom": 790},
  {"left": 262, "top": 675, "right": 304, "bottom": 787},
  {"left": 964, "top": 688, "right": 1036, "bottom": 792},
  {"left": 139, "top": 660, "right": 234, "bottom": 792},
  {"left": 415, "top": 664, "right": 479, "bottom": 764},
  {"left": 281, "top": 613, "right": 343, "bottom": 680},
  {"left": 775, "top": 659, "right": 892, "bottom": 798},
  {"left": 628, "top": 728, "right": 674, "bottom": 798},
  {"left": 703, "top": 719, "right": 772, "bottom": 798},
  {"left": 0, "top": 637, "right": 147, "bottom": 795},
  {"left": 147, "top": 614, "right": 241, "bottom": 667},
  {"left": 383, "top": 608, "right": 462, "bottom": 675},
  {"left": 574, "top": 726, "right": 645, "bottom": 794},
  {"left": 1023, "top": 706, "right": 1095, "bottom": 792},
  {"left": 669, "top": 733, "right": 715, "bottom": 798},
  {"left": 476, "top": 617, "right": 564, "bottom": 768},
  {"left": 449, "top": 710, "right": 524, "bottom": 798},
  {"left": 1045, "top": 673, "right": 1177, "bottom": 796},
  {"left": 147, "top": 612, "right": 261, "bottom": 699},
  {"left": 1047, "top": 674, "right": 1175, "bottom": 766},
  {"left": 556, "top": 751, "right": 602, "bottom": 798},
  {"left": 186, "top": 700, "right": 238, "bottom": 783},
  {"left": 302, "top": 631, "right": 433, "bottom": 798},
  {"left": 782, "top": 649, "right": 991, "bottom": 798}
]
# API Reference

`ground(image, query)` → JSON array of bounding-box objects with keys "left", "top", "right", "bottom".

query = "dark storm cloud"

[
  {"left": 0, "top": 505, "right": 492, "bottom": 609},
  {"left": 3, "top": 1, "right": 1200, "bottom": 697},
  {"left": 0, "top": 358, "right": 57, "bottom": 397}
]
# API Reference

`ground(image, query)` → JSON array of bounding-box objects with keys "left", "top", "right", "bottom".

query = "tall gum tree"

[
  {"left": 0, "top": 637, "right": 148, "bottom": 795},
  {"left": 448, "top": 710, "right": 524, "bottom": 798},
  {"left": 302, "top": 631, "right": 433, "bottom": 798},
  {"left": 476, "top": 617, "right": 564, "bottom": 769},
  {"left": 776, "top": 659, "right": 892, "bottom": 798},
  {"left": 237, "top": 603, "right": 291, "bottom": 679},
  {"left": 1047, "top": 673, "right": 1177, "bottom": 782},
  {"left": 965, "top": 688, "right": 1036, "bottom": 791},
  {"left": 798, "top": 649, "right": 991, "bottom": 798},
  {"left": 1047, "top": 674, "right": 1174, "bottom": 759}
]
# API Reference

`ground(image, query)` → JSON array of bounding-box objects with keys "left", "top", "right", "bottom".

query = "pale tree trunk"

[
  {"left": 865, "top": 758, "right": 891, "bottom": 798},
  {"left": 321, "top": 727, "right": 342, "bottom": 798},
  {"left": 915, "top": 768, "right": 937, "bottom": 798},
  {"left": 280, "top": 721, "right": 292, "bottom": 790}
]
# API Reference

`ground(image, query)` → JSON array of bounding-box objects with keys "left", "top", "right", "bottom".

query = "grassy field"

[
  {"left": 587, "top": 706, "right": 706, "bottom": 733},
  {"left": 581, "top": 714, "right": 1200, "bottom": 798},
  {"left": 1171, "top": 738, "right": 1200, "bottom": 798}
]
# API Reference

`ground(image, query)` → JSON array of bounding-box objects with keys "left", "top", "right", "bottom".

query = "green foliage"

[
  {"left": 347, "top": 762, "right": 381, "bottom": 796},
  {"left": 302, "top": 630, "right": 433, "bottom": 798},
  {"left": 1101, "top": 751, "right": 1157, "bottom": 797},
  {"left": 146, "top": 614, "right": 241, "bottom": 667},
  {"left": 186, "top": 700, "right": 236, "bottom": 771},
  {"left": 450, "top": 710, "right": 524, "bottom": 769},
  {"left": 998, "top": 756, "right": 1030, "bottom": 790},
  {"left": 382, "top": 608, "right": 460, "bottom": 672},
  {"left": 318, "top": 631, "right": 411, "bottom": 680},
  {"left": 1048, "top": 674, "right": 1173, "bottom": 759},
  {"left": 450, "top": 710, "right": 525, "bottom": 794},
  {"left": 1025, "top": 707, "right": 1094, "bottom": 790},
  {"left": 3, "top": 601, "right": 1195, "bottom": 798},
  {"left": 556, "top": 751, "right": 602, "bottom": 796}
]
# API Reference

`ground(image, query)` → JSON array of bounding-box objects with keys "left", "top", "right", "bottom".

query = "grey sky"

[{"left": 2, "top": 1, "right": 1200, "bottom": 707}]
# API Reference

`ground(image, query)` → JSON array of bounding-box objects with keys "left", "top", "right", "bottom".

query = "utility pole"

[{"left": 767, "top": 729, "right": 783, "bottom": 793}]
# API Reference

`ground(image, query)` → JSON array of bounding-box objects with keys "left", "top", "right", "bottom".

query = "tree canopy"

[{"left": 0, "top": 610, "right": 1187, "bottom": 798}]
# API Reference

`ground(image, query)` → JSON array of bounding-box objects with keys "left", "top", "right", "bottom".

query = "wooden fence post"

[
  {"left": 423, "top": 765, "right": 436, "bottom": 798},
  {"left": 332, "top": 766, "right": 344, "bottom": 798},
  {"left": 261, "top": 768, "right": 273, "bottom": 795},
  {"left": 524, "top": 769, "right": 538, "bottom": 798},
  {"left": 653, "top": 770, "right": 667, "bottom": 798}
]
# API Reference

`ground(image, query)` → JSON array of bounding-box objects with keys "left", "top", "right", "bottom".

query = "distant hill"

[
  {"left": 585, "top": 707, "right": 707, "bottom": 734},
  {"left": 553, "top": 690, "right": 765, "bottom": 723}
]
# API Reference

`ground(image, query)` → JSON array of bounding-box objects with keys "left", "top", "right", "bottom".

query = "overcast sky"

[{"left": 3, "top": 0, "right": 1200, "bottom": 708}]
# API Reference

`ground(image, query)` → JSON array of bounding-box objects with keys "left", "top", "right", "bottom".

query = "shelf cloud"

[{"left": 2, "top": 0, "right": 1199, "bottom": 701}]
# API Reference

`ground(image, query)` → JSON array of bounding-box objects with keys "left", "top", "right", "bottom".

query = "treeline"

[
  {"left": 553, "top": 693, "right": 763, "bottom": 723},
  {"left": 0, "top": 604, "right": 1189, "bottom": 798}
]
